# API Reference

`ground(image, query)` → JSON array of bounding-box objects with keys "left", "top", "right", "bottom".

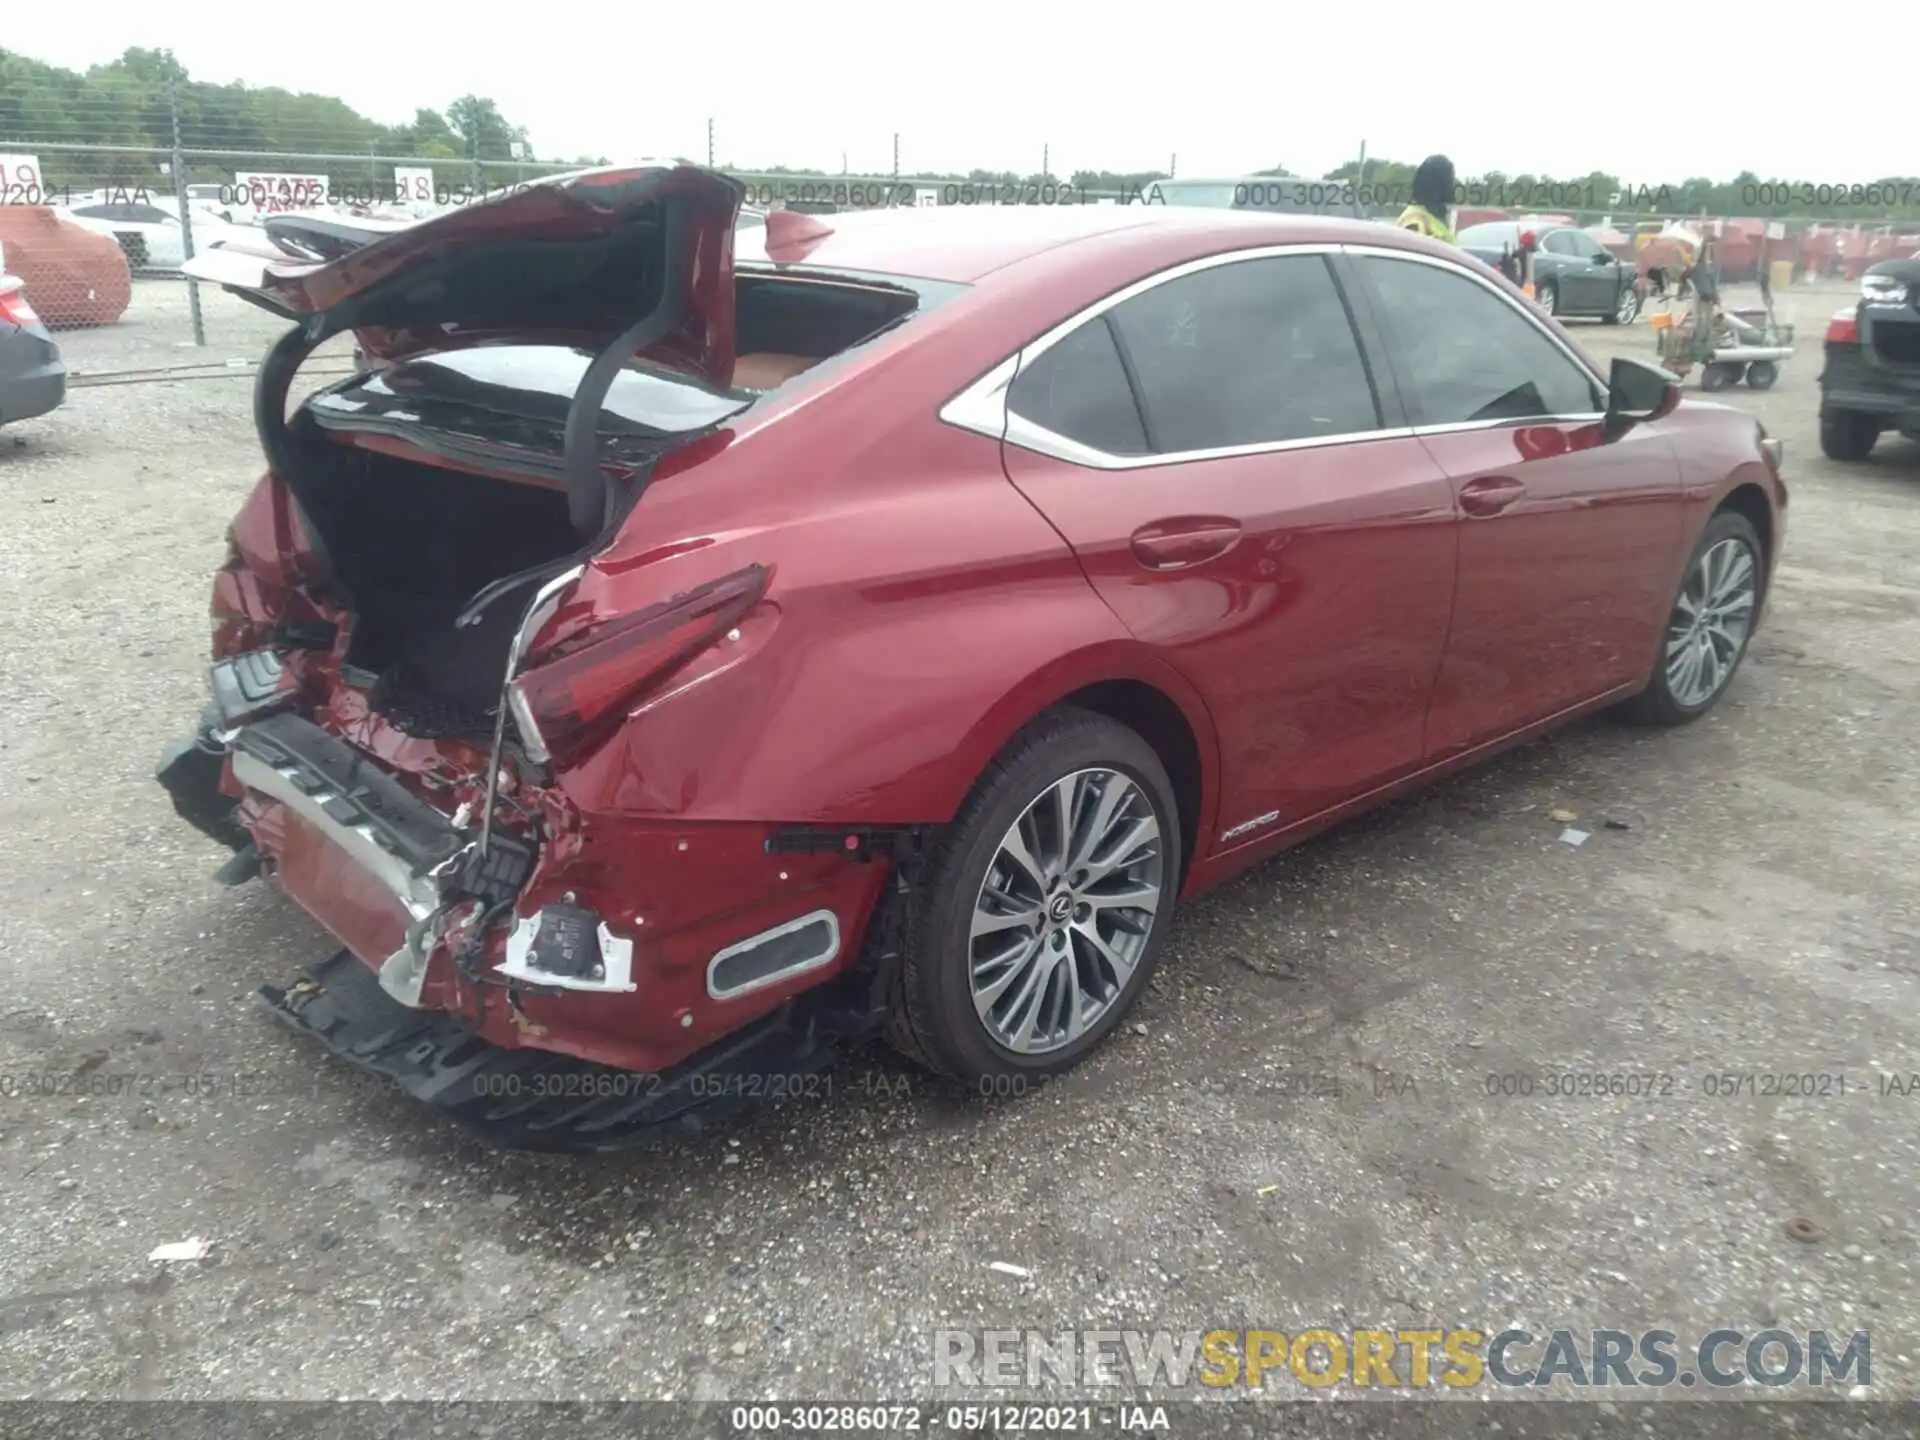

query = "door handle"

[
  {"left": 1129, "top": 517, "right": 1243, "bottom": 570},
  {"left": 1458, "top": 476, "right": 1527, "bottom": 518}
]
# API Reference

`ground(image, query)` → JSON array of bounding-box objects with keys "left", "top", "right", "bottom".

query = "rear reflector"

[
  {"left": 1826, "top": 309, "right": 1860, "bottom": 344},
  {"left": 707, "top": 909, "right": 842, "bottom": 1000},
  {"left": 510, "top": 564, "right": 769, "bottom": 763}
]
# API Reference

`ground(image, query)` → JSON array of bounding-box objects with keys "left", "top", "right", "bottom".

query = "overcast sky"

[{"left": 5, "top": 5, "right": 1903, "bottom": 183}]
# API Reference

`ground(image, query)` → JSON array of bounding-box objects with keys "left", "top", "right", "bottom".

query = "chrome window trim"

[
  {"left": 1412, "top": 412, "right": 1607, "bottom": 438},
  {"left": 938, "top": 240, "right": 1611, "bottom": 469}
]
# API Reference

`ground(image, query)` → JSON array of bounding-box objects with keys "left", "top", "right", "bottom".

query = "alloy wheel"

[
  {"left": 1665, "top": 537, "right": 1757, "bottom": 708},
  {"left": 1536, "top": 283, "right": 1557, "bottom": 316},
  {"left": 1617, "top": 287, "right": 1640, "bottom": 323},
  {"left": 968, "top": 767, "right": 1165, "bottom": 1055}
]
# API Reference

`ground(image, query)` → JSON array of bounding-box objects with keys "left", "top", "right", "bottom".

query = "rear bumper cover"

[{"left": 156, "top": 663, "right": 898, "bottom": 1089}]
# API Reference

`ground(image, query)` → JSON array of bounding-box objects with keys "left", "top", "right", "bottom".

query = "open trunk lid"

[{"left": 185, "top": 161, "right": 745, "bottom": 384}]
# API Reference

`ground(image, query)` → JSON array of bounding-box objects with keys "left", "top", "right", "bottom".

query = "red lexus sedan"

[{"left": 160, "top": 165, "right": 1785, "bottom": 1149}]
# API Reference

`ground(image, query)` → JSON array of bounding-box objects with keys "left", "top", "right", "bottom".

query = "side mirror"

[
  {"left": 1604, "top": 356, "right": 1680, "bottom": 440},
  {"left": 1593, "top": 251, "right": 1614, "bottom": 264}
]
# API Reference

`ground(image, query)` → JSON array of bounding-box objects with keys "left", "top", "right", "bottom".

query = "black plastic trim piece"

[
  {"left": 234, "top": 713, "right": 465, "bottom": 873},
  {"left": 259, "top": 949, "right": 840, "bottom": 1152},
  {"left": 209, "top": 650, "right": 297, "bottom": 727},
  {"left": 763, "top": 825, "right": 936, "bottom": 865}
]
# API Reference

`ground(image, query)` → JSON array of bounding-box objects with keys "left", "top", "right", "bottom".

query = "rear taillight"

[
  {"left": 0, "top": 286, "right": 40, "bottom": 327},
  {"left": 509, "top": 565, "right": 770, "bottom": 764},
  {"left": 1825, "top": 308, "right": 1860, "bottom": 345}
]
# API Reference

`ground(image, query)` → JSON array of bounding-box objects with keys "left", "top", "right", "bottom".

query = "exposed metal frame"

[{"left": 938, "top": 240, "right": 1613, "bottom": 469}]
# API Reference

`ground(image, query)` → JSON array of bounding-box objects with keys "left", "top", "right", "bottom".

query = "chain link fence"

[{"left": 5, "top": 82, "right": 1915, "bottom": 382}]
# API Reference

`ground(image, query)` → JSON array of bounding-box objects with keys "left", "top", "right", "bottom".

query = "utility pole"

[
  {"left": 892, "top": 132, "right": 900, "bottom": 184},
  {"left": 1169, "top": 152, "right": 1177, "bottom": 178},
  {"left": 707, "top": 118, "right": 715, "bottom": 167},
  {"left": 1042, "top": 143, "right": 1049, "bottom": 180},
  {"left": 167, "top": 76, "right": 205, "bottom": 347}
]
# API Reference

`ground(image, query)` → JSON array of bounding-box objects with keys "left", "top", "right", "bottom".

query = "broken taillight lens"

[
  {"left": 509, "top": 565, "right": 770, "bottom": 764},
  {"left": 1825, "top": 309, "right": 1860, "bottom": 345}
]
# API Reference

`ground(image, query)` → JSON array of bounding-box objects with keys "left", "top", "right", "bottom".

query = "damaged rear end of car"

[{"left": 156, "top": 164, "right": 933, "bottom": 1149}]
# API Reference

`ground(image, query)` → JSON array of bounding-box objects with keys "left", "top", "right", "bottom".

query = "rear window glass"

[
  {"left": 1007, "top": 318, "right": 1149, "bottom": 454},
  {"left": 315, "top": 346, "right": 754, "bottom": 437}
]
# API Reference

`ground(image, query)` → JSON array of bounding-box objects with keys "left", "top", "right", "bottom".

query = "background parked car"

[
  {"left": 0, "top": 271, "right": 66, "bottom": 426},
  {"left": 1458, "top": 219, "right": 1643, "bottom": 322},
  {"left": 0, "top": 206, "right": 131, "bottom": 326},
  {"left": 63, "top": 196, "right": 249, "bottom": 273},
  {"left": 1819, "top": 249, "right": 1920, "bottom": 461}
]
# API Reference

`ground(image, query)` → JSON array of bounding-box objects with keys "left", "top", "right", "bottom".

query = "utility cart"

[
  {"left": 1652, "top": 305, "right": 1795, "bottom": 391},
  {"left": 1648, "top": 232, "right": 1795, "bottom": 391}
]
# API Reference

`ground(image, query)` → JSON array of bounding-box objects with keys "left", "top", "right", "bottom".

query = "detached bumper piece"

[
  {"left": 153, "top": 649, "right": 304, "bottom": 855},
  {"left": 260, "top": 949, "right": 842, "bottom": 1152},
  {"left": 155, "top": 712, "right": 248, "bottom": 853}
]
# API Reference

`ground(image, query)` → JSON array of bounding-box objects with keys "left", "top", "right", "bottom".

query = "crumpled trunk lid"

[{"left": 185, "top": 162, "right": 744, "bottom": 384}]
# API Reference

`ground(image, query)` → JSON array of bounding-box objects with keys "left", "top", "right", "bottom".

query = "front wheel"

[
  {"left": 1700, "top": 362, "right": 1738, "bottom": 392},
  {"left": 885, "top": 708, "right": 1181, "bottom": 1083},
  {"left": 1619, "top": 511, "right": 1763, "bottom": 727},
  {"left": 1745, "top": 360, "right": 1778, "bottom": 390},
  {"left": 1604, "top": 285, "right": 1640, "bottom": 326},
  {"left": 1819, "top": 409, "right": 1880, "bottom": 461}
]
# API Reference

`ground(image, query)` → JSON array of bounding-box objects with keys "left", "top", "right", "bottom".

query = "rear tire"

[
  {"left": 1745, "top": 360, "right": 1778, "bottom": 390},
  {"left": 1619, "top": 510, "right": 1764, "bottom": 727},
  {"left": 885, "top": 708, "right": 1181, "bottom": 1084},
  {"left": 1818, "top": 409, "right": 1880, "bottom": 462},
  {"left": 1700, "top": 363, "right": 1738, "bottom": 392}
]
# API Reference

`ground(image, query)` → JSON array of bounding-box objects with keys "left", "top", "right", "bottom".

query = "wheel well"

[
  {"left": 1058, "top": 680, "right": 1202, "bottom": 885},
  {"left": 1716, "top": 482, "right": 1774, "bottom": 570}
]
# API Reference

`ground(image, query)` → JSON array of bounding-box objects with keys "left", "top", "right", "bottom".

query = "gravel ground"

[
  {"left": 51, "top": 278, "right": 291, "bottom": 376},
  {"left": 1, "top": 276, "right": 1917, "bottom": 1431}
]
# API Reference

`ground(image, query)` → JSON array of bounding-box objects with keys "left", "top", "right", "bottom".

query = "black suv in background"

[
  {"left": 1457, "top": 221, "right": 1642, "bottom": 324},
  {"left": 1820, "top": 254, "right": 1920, "bottom": 462}
]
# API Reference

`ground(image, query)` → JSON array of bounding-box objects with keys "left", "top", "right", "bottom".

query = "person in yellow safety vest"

[{"left": 1396, "top": 155, "right": 1457, "bottom": 243}]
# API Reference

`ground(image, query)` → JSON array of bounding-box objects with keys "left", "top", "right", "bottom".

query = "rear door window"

[
  {"left": 1106, "top": 254, "right": 1381, "bottom": 452},
  {"left": 1358, "top": 255, "right": 1603, "bottom": 425},
  {"left": 1006, "top": 253, "right": 1381, "bottom": 459}
]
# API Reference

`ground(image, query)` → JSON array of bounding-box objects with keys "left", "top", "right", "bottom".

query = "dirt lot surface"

[{"left": 1, "top": 275, "right": 1917, "bottom": 1430}]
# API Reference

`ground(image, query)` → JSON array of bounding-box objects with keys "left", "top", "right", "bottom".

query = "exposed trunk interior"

[
  {"left": 270, "top": 268, "right": 938, "bottom": 742},
  {"left": 286, "top": 423, "right": 581, "bottom": 738}
]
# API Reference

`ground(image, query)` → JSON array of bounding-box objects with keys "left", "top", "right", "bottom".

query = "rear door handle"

[
  {"left": 1458, "top": 476, "right": 1527, "bottom": 518},
  {"left": 1131, "top": 522, "right": 1243, "bottom": 570},
  {"left": 1129, "top": 517, "right": 1243, "bottom": 570}
]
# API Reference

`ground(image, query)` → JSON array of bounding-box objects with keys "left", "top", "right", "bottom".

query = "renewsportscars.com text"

[{"left": 933, "top": 1327, "right": 1871, "bottom": 1391}]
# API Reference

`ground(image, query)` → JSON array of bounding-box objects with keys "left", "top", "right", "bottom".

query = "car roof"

[{"left": 733, "top": 204, "right": 1424, "bottom": 284}]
